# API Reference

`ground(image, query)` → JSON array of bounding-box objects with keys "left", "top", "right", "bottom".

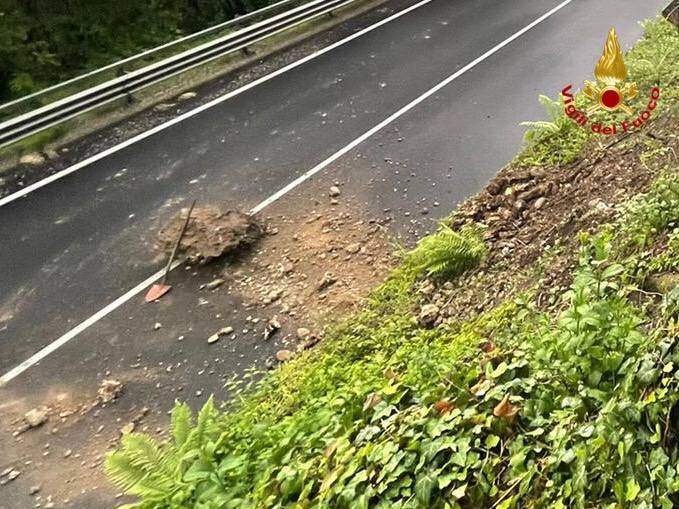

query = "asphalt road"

[{"left": 0, "top": 0, "right": 669, "bottom": 506}]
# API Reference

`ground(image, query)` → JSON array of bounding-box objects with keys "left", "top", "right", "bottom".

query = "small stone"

[
  {"left": 154, "top": 322, "right": 162, "bottom": 330},
  {"left": 19, "top": 153, "right": 45, "bottom": 166},
  {"left": 7, "top": 470, "right": 20, "bottom": 482},
  {"left": 205, "top": 278, "right": 225, "bottom": 290},
  {"left": 45, "top": 148, "right": 59, "bottom": 160},
  {"left": 29, "top": 485, "right": 41, "bottom": 495},
  {"left": 418, "top": 304, "right": 440, "bottom": 328},
  {"left": 317, "top": 272, "right": 337, "bottom": 291},
  {"left": 64, "top": 449, "right": 72, "bottom": 458},
  {"left": 120, "top": 422, "right": 135, "bottom": 435},
  {"left": 329, "top": 186, "right": 341, "bottom": 197},
  {"left": 264, "top": 288, "right": 283, "bottom": 303},
  {"left": 534, "top": 197, "right": 547, "bottom": 209},
  {"left": 24, "top": 407, "right": 49, "bottom": 428},
  {"left": 153, "top": 102, "right": 176, "bottom": 112},
  {"left": 98, "top": 379, "right": 123, "bottom": 403},
  {"left": 208, "top": 326, "right": 234, "bottom": 344},
  {"left": 178, "top": 91, "right": 197, "bottom": 101},
  {"left": 296, "top": 327, "right": 311, "bottom": 340},
  {"left": 345, "top": 243, "right": 360, "bottom": 254},
  {"left": 276, "top": 350, "right": 294, "bottom": 362}
]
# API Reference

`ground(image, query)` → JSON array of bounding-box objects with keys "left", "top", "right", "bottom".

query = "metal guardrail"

[
  {"left": 0, "top": 0, "right": 354, "bottom": 149},
  {"left": 0, "top": 0, "right": 299, "bottom": 115}
]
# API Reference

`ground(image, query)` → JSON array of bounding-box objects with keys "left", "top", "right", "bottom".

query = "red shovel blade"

[{"left": 145, "top": 283, "right": 172, "bottom": 303}]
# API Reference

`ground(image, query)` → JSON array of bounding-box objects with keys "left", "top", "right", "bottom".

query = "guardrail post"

[{"left": 117, "top": 67, "right": 134, "bottom": 105}]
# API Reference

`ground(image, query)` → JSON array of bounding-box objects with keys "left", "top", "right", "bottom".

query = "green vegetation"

[
  {"left": 105, "top": 18, "right": 679, "bottom": 508},
  {"left": 106, "top": 169, "right": 679, "bottom": 508},
  {"left": 518, "top": 93, "right": 591, "bottom": 167},
  {"left": 406, "top": 225, "right": 486, "bottom": 279},
  {"left": 0, "top": 0, "right": 277, "bottom": 103}
]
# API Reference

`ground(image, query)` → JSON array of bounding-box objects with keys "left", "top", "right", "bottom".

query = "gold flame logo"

[
  {"left": 594, "top": 27, "right": 627, "bottom": 85},
  {"left": 583, "top": 28, "right": 638, "bottom": 114}
]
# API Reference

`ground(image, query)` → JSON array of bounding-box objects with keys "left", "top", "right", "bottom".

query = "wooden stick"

[{"left": 161, "top": 200, "right": 196, "bottom": 285}]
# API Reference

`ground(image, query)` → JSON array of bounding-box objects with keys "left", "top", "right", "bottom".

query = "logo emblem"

[
  {"left": 582, "top": 28, "right": 638, "bottom": 115},
  {"left": 560, "top": 27, "right": 660, "bottom": 136}
]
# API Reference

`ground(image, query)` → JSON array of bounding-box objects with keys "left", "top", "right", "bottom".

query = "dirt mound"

[
  {"left": 422, "top": 113, "right": 679, "bottom": 324},
  {"left": 158, "top": 206, "right": 263, "bottom": 263}
]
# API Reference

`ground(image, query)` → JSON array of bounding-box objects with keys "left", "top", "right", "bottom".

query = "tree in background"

[{"left": 0, "top": 0, "right": 271, "bottom": 102}]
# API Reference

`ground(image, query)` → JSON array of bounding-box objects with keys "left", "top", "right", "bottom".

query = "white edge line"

[
  {"left": 0, "top": 0, "right": 436, "bottom": 209},
  {"left": 0, "top": 260, "right": 182, "bottom": 386},
  {"left": 0, "top": 0, "right": 574, "bottom": 386},
  {"left": 250, "top": 0, "right": 575, "bottom": 213}
]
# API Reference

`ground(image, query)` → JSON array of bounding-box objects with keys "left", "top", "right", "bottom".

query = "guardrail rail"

[{"left": 0, "top": 0, "right": 356, "bottom": 149}]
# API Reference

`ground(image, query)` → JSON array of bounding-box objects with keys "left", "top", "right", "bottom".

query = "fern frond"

[
  {"left": 121, "top": 434, "right": 173, "bottom": 474},
  {"left": 185, "top": 396, "right": 220, "bottom": 450},
  {"left": 105, "top": 433, "right": 180, "bottom": 501},
  {"left": 537, "top": 94, "right": 562, "bottom": 121},
  {"left": 171, "top": 402, "right": 193, "bottom": 448},
  {"left": 105, "top": 450, "right": 149, "bottom": 492},
  {"left": 407, "top": 225, "right": 486, "bottom": 279}
]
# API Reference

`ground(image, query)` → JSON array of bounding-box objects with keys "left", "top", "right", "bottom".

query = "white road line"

[
  {"left": 0, "top": 260, "right": 182, "bottom": 386},
  {"left": 253, "top": 0, "right": 575, "bottom": 212},
  {"left": 0, "top": 0, "right": 436, "bottom": 209},
  {"left": 0, "top": 0, "right": 574, "bottom": 386}
]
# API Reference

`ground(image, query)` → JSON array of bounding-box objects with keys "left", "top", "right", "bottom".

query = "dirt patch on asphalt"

[{"left": 216, "top": 189, "right": 396, "bottom": 339}]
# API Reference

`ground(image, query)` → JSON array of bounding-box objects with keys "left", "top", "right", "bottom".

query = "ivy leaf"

[
  {"left": 485, "top": 435, "right": 501, "bottom": 448},
  {"left": 560, "top": 449, "right": 576, "bottom": 464},
  {"left": 320, "top": 468, "right": 340, "bottom": 493},
  {"left": 578, "top": 425, "right": 595, "bottom": 438},
  {"left": 490, "top": 362, "right": 509, "bottom": 379},
  {"left": 438, "top": 473, "right": 455, "bottom": 490},
  {"left": 451, "top": 483, "right": 467, "bottom": 500},
  {"left": 415, "top": 472, "right": 435, "bottom": 506},
  {"left": 625, "top": 479, "right": 641, "bottom": 501}
]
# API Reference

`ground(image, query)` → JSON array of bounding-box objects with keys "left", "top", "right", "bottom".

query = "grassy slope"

[{"left": 106, "top": 19, "right": 679, "bottom": 509}]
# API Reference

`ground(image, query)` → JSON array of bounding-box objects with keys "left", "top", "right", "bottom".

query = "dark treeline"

[{"left": 0, "top": 0, "right": 274, "bottom": 102}]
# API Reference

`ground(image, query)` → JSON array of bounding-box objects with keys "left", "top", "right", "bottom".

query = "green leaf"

[
  {"left": 625, "top": 479, "right": 641, "bottom": 501},
  {"left": 415, "top": 472, "right": 435, "bottom": 506},
  {"left": 451, "top": 483, "right": 467, "bottom": 500},
  {"left": 171, "top": 403, "right": 193, "bottom": 448},
  {"left": 601, "top": 264, "right": 625, "bottom": 280},
  {"left": 485, "top": 435, "right": 501, "bottom": 448},
  {"left": 578, "top": 425, "right": 594, "bottom": 438}
]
